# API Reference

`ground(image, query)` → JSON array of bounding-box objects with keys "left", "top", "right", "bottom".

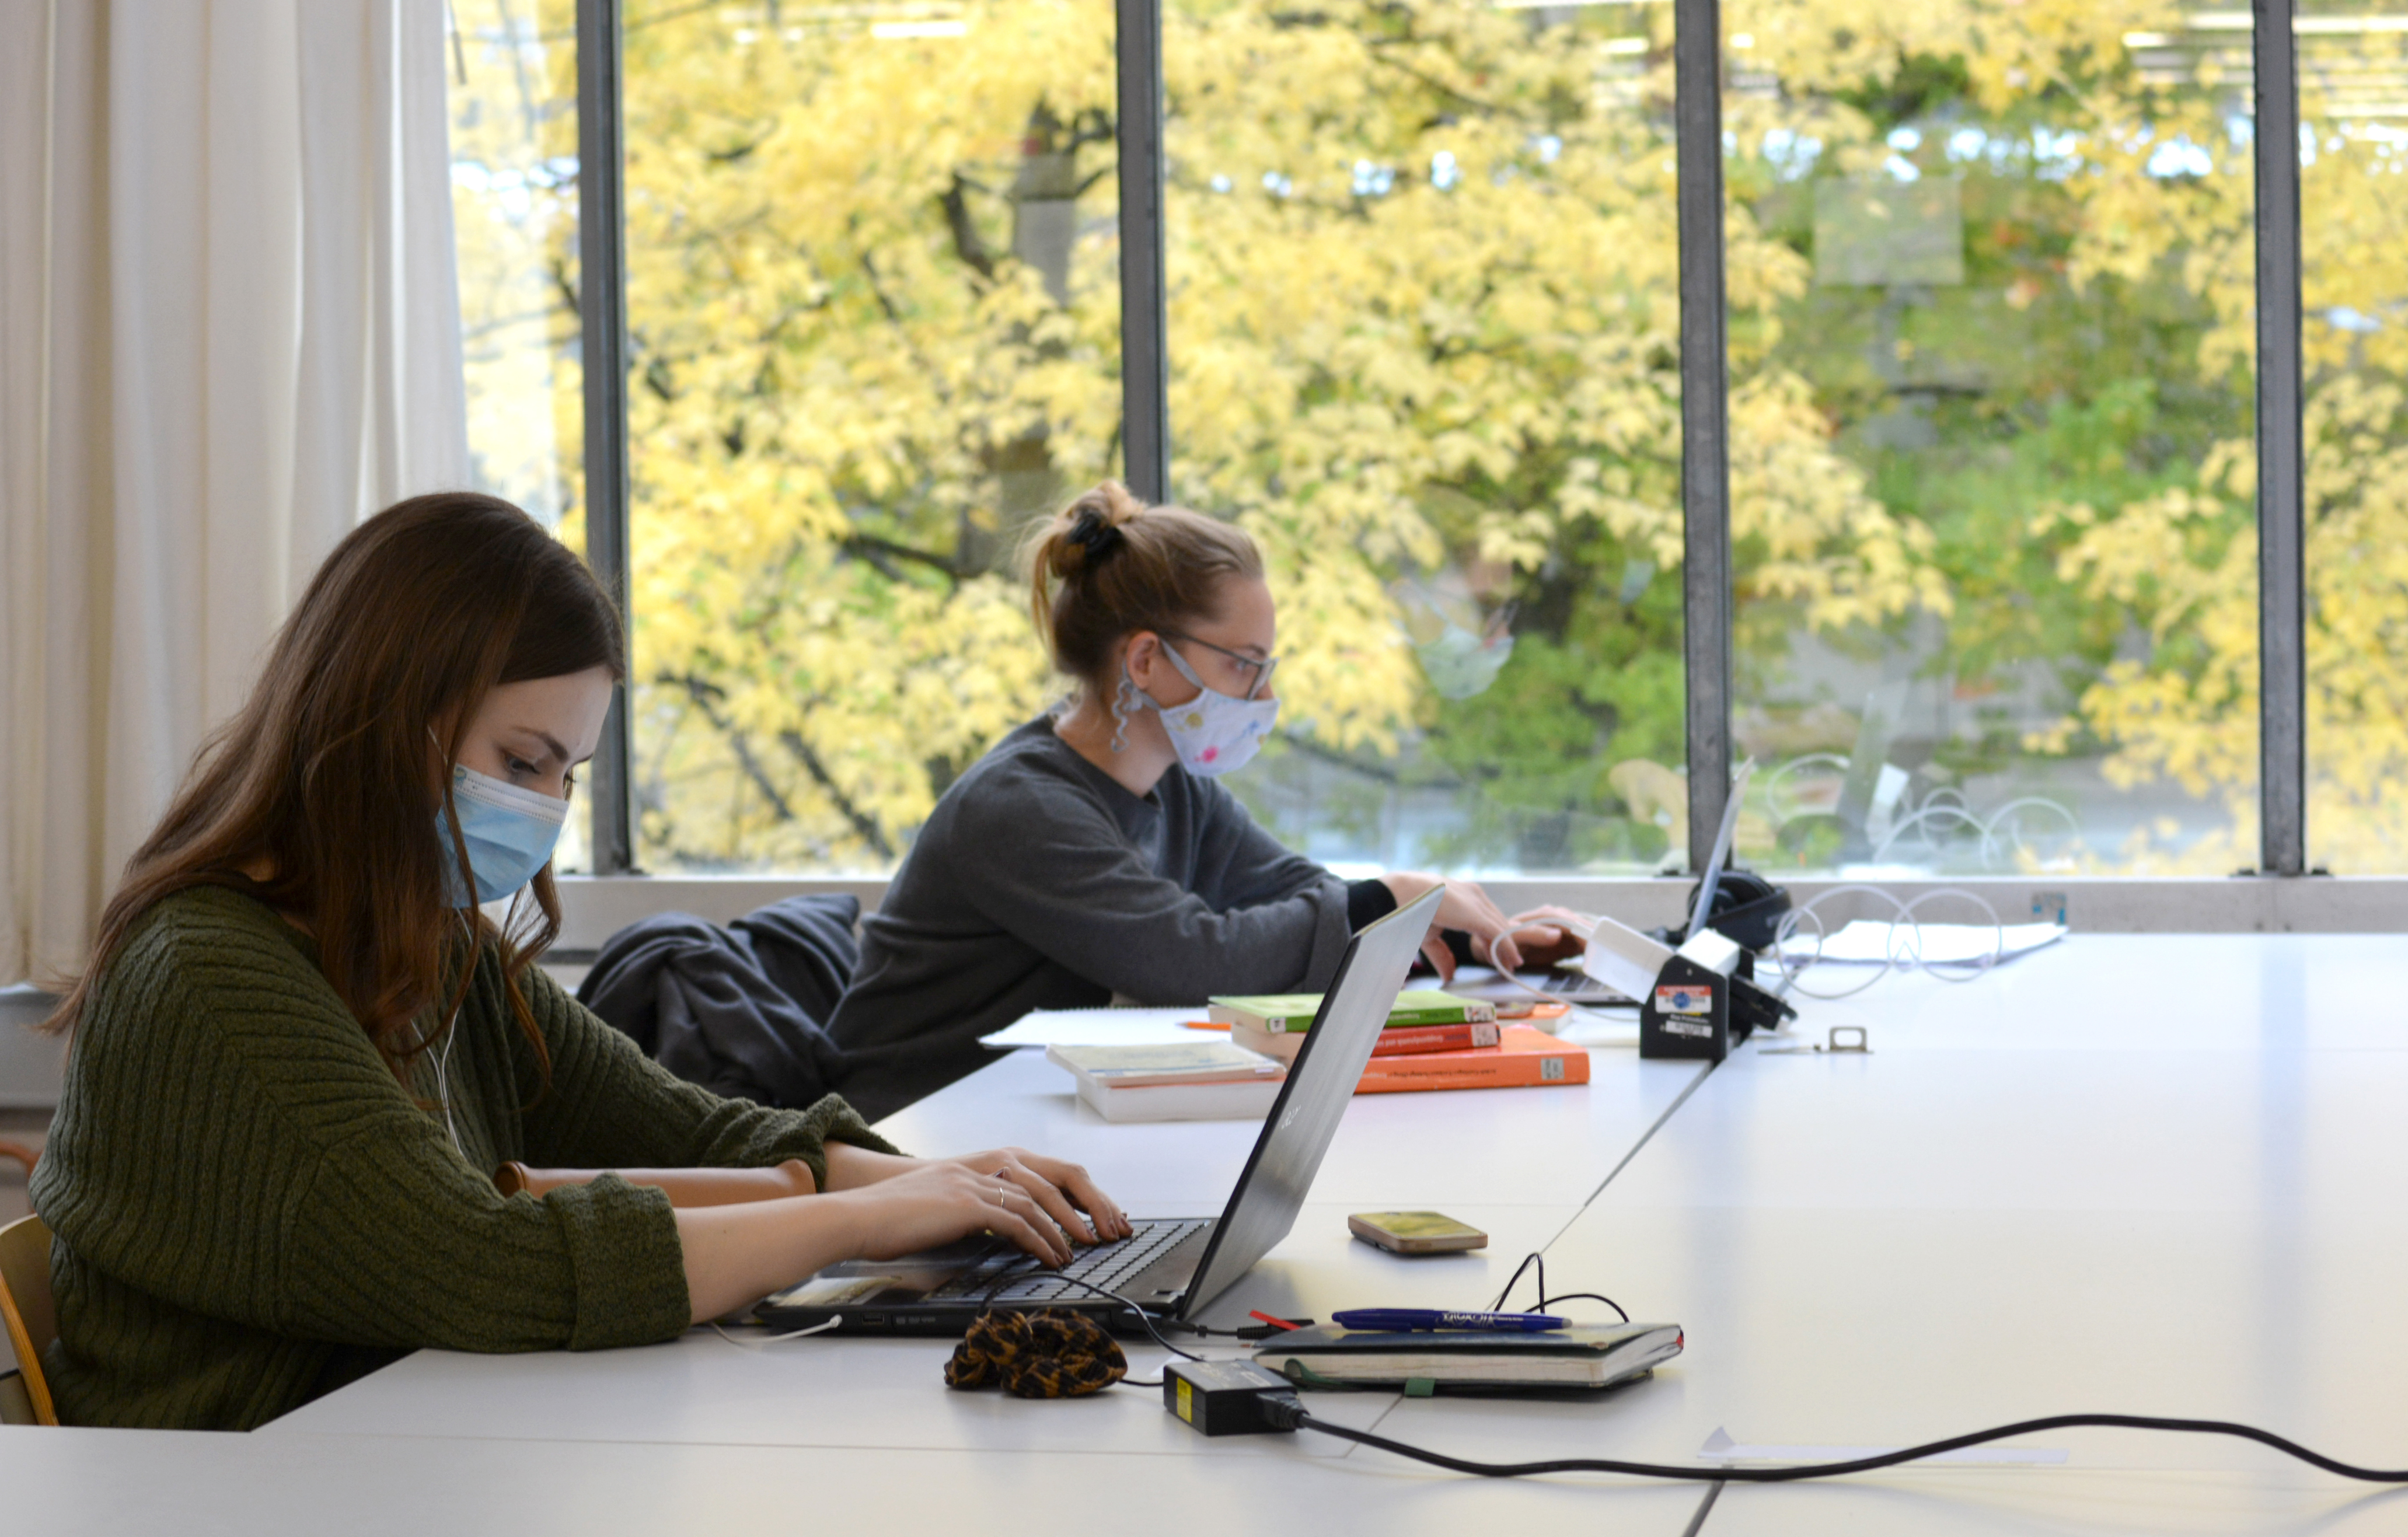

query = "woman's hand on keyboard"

[
  {"left": 944, "top": 1148, "right": 1133, "bottom": 1248},
  {"left": 818, "top": 1143, "right": 1131, "bottom": 1255},
  {"left": 840, "top": 1161, "right": 1083, "bottom": 1267}
]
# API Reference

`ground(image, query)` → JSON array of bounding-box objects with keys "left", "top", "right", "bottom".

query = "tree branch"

[
  {"left": 843, "top": 531, "right": 962, "bottom": 584},
  {"left": 777, "top": 730, "right": 896, "bottom": 860},
  {"left": 939, "top": 172, "right": 999, "bottom": 282},
  {"left": 546, "top": 255, "right": 580, "bottom": 319},
  {"left": 1363, "top": 45, "right": 1517, "bottom": 119},
  {"left": 670, "top": 675, "right": 800, "bottom": 822}
]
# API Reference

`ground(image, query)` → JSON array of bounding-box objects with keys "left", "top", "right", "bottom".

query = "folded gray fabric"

[{"left": 575, "top": 895, "right": 859, "bottom": 1108}]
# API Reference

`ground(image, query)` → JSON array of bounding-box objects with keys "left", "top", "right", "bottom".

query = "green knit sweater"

[{"left": 28, "top": 885, "right": 898, "bottom": 1431}]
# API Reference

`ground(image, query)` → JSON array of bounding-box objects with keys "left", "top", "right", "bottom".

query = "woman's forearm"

[
  {"left": 820, "top": 1139, "right": 921, "bottom": 1190},
  {"left": 674, "top": 1193, "right": 864, "bottom": 1324},
  {"left": 673, "top": 1150, "right": 1130, "bottom": 1324}
]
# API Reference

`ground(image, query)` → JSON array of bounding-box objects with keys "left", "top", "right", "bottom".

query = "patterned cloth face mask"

[
  {"left": 436, "top": 761, "right": 570, "bottom": 906},
  {"left": 1134, "top": 640, "right": 1280, "bottom": 777}
]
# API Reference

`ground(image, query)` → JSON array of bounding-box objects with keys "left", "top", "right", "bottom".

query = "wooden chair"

[{"left": 0, "top": 1213, "right": 57, "bottom": 1425}]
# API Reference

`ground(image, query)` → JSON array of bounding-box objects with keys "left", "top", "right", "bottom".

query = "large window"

[
  {"left": 1725, "top": 0, "right": 2258, "bottom": 877},
  {"left": 448, "top": 0, "right": 589, "bottom": 867},
  {"left": 619, "top": 0, "right": 1123, "bottom": 870},
  {"left": 2302, "top": 3, "right": 2408, "bottom": 872},
  {"left": 1163, "top": 0, "right": 1684, "bottom": 876},
  {"left": 455, "top": 0, "right": 2351, "bottom": 884}
]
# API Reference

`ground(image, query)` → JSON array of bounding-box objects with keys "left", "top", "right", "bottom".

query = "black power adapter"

[{"left": 1163, "top": 1360, "right": 1303, "bottom": 1435}]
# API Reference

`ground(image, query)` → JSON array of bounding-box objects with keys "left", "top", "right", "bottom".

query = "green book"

[{"left": 1207, "top": 988, "right": 1496, "bottom": 1035}]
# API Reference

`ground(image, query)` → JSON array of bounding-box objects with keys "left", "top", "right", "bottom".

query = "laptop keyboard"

[{"left": 927, "top": 1218, "right": 1211, "bottom": 1305}]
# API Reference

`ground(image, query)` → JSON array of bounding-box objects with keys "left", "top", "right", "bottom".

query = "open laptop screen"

[{"left": 1175, "top": 884, "right": 1445, "bottom": 1318}]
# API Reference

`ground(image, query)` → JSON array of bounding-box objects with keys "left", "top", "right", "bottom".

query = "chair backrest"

[{"left": 0, "top": 1213, "right": 57, "bottom": 1426}]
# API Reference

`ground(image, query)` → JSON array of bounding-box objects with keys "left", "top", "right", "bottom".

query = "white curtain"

[{"left": 1, "top": 0, "right": 469, "bottom": 986}]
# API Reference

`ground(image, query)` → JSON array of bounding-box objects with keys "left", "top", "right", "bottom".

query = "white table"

[
  {"left": 0, "top": 1424, "right": 1713, "bottom": 1537},
  {"left": 56, "top": 935, "right": 2408, "bottom": 1536},
  {"left": 239, "top": 1031, "right": 1716, "bottom": 1533},
  {"left": 1756, "top": 931, "right": 2399, "bottom": 1053},
  {"left": 876, "top": 1040, "right": 1709, "bottom": 1211},
  {"left": 1513, "top": 935, "right": 2408, "bottom": 1532},
  {"left": 1699, "top": 1469, "right": 2408, "bottom": 1535},
  {"left": 268, "top": 1038, "right": 1688, "bottom": 1472}
]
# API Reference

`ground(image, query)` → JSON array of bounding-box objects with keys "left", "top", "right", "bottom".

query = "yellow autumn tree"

[
  {"left": 1722, "top": 0, "right": 2276, "bottom": 872},
  {"left": 469, "top": 0, "right": 2408, "bottom": 877},
  {"left": 1734, "top": 0, "right": 2408, "bottom": 871},
  {"left": 576, "top": 0, "right": 1938, "bottom": 870}
]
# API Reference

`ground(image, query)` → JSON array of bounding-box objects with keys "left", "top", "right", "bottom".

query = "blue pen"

[{"left": 1331, "top": 1308, "right": 1566, "bottom": 1332}]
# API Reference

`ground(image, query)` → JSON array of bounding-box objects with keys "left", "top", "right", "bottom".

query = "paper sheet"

[
  {"left": 1777, "top": 919, "right": 2067, "bottom": 967},
  {"left": 979, "top": 1007, "right": 1210, "bottom": 1050}
]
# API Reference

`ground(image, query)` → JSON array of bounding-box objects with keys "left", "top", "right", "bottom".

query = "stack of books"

[
  {"left": 1044, "top": 1042, "right": 1286, "bottom": 1122},
  {"left": 1209, "top": 990, "right": 1590, "bottom": 1093}
]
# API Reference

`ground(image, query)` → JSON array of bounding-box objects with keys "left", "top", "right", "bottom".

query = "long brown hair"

[
  {"left": 43, "top": 492, "right": 625, "bottom": 1088},
  {"left": 1024, "top": 481, "right": 1264, "bottom": 692}
]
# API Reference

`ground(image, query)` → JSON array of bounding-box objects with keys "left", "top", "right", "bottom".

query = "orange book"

[
  {"left": 1351, "top": 1026, "right": 1590, "bottom": 1094},
  {"left": 1234, "top": 1018, "right": 1500, "bottom": 1064}
]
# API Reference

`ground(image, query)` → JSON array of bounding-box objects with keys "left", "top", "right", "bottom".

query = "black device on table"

[
  {"left": 756, "top": 883, "right": 1446, "bottom": 1337},
  {"left": 1637, "top": 762, "right": 1797, "bottom": 1061}
]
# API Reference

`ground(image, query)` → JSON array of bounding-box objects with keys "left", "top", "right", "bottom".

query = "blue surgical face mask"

[{"left": 436, "top": 763, "right": 569, "bottom": 907}]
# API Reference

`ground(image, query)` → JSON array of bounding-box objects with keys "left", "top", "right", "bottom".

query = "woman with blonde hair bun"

[{"left": 828, "top": 481, "right": 1571, "bottom": 1116}]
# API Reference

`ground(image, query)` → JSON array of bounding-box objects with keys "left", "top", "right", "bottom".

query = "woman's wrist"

[
  {"left": 821, "top": 1139, "right": 919, "bottom": 1192},
  {"left": 1380, "top": 871, "right": 1437, "bottom": 905}
]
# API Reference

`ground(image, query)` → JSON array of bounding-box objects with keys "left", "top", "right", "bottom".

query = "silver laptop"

[{"left": 757, "top": 885, "right": 1444, "bottom": 1336}]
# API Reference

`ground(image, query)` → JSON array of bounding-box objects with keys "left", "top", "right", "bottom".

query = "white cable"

[
  {"left": 1771, "top": 883, "right": 2006, "bottom": 998},
  {"left": 1497, "top": 879, "right": 2012, "bottom": 1019},
  {"left": 431, "top": 909, "right": 477, "bottom": 1156},
  {"left": 436, "top": 1002, "right": 464, "bottom": 1154},
  {"left": 710, "top": 1317, "right": 844, "bottom": 1347},
  {"left": 1482, "top": 913, "right": 1634, "bottom": 1022},
  {"left": 1771, "top": 883, "right": 1908, "bottom": 999},
  {"left": 1895, "top": 887, "right": 2008, "bottom": 984}
]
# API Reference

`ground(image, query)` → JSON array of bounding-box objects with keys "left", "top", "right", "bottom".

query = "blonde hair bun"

[
  {"left": 1024, "top": 481, "right": 1263, "bottom": 686},
  {"left": 1045, "top": 481, "right": 1148, "bottom": 578}
]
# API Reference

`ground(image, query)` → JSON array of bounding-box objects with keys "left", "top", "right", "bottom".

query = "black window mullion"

[
  {"left": 576, "top": 0, "right": 636, "bottom": 875},
  {"left": 1116, "top": 0, "right": 1171, "bottom": 504},
  {"left": 1676, "top": 0, "right": 1735, "bottom": 875},
  {"left": 2253, "top": 0, "right": 2306, "bottom": 877}
]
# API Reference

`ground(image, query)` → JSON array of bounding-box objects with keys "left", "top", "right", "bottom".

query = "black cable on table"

[
  {"left": 1265, "top": 1405, "right": 2408, "bottom": 1484},
  {"left": 1535, "top": 1291, "right": 1629, "bottom": 1323},
  {"left": 975, "top": 1259, "right": 1205, "bottom": 1374},
  {"left": 1488, "top": 1253, "right": 1630, "bottom": 1323},
  {"left": 1490, "top": 1251, "right": 1547, "bottom": 1312}
]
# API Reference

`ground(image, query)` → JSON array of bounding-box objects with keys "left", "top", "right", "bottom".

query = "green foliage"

[{"left": 446, "top": 0, "right": 2408, "bottom": 876}]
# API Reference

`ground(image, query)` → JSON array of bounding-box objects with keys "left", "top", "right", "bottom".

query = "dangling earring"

[{"left": 1111, "top": 673, "right": 1141, "bottom": 754}]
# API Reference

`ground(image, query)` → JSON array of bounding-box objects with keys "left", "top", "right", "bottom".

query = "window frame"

[{"left": 566, "top": 0, "right": 2318, "bottom": 903}]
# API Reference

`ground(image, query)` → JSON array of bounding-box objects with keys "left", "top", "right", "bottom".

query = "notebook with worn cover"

[
  {"left": 755, "top": 885, "right": 1444, "bottom": 1337},
  {"left": 1253, "top": 1320, "right": 1684, "bottom": 1391}
]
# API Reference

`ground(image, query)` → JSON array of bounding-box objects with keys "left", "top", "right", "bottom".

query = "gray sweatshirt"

[{"left": 826, "top": 717, "right": 1356, "bottom": 1117}]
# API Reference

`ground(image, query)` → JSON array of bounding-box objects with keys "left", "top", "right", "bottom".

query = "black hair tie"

[{"left": 1066, "top": 507, "right": 1125, "bottom": 562}]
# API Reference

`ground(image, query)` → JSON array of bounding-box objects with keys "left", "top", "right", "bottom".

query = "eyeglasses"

[{"left": 1163, "top": 631, "right": 1279, "bottom": 700}]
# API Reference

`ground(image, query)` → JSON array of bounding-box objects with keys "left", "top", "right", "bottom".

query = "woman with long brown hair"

[{"left": 31, "top": 492, "right": 1126, "bottom": 1431}]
